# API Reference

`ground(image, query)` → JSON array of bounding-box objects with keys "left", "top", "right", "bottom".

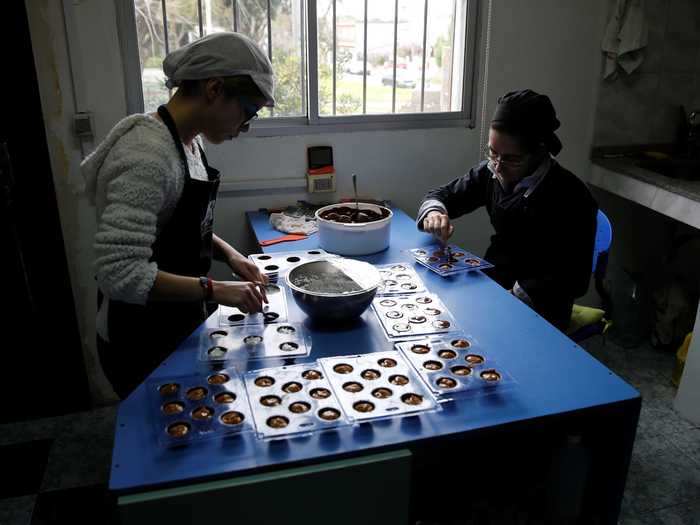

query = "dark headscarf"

[{"left": 491, "top": 89, "right": 562, "bottom": 156}]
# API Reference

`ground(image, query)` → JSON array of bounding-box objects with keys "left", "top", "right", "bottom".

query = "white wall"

[{"left": 26, "top": 0, "right": 607, "bottom": 400}]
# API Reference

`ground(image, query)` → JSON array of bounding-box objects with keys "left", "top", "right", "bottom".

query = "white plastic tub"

[{"left": 315, "top": 203, "right": 393, "bottom": 256}]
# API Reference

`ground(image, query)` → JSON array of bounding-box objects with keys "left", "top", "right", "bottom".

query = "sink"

[{"left": 636, "top": 157, "right": 700, "bottom": 180}]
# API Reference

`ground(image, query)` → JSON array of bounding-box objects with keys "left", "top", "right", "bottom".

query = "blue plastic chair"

[{"left": 569, "top": 209, "right": 613, "bottom": 342}]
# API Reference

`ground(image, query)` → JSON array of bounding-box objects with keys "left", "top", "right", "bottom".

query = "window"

[{"left": 126, "top": 0, "right": 478, "bottom": 134}]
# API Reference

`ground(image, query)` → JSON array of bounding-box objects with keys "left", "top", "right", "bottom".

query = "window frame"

[{"left": 116, "top": 0, "right": 480, "bottom": 137}]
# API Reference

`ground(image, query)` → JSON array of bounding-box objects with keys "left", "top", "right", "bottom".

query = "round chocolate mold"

[
  {"left": 260, "top": 395, "right": 282, "bottom": 407},
  {"left": 451, "top": 365, "right": 472, "bottom": 376},
  {"left": 480, "top": 369, "right": 501, "bottom": 382},
  {"left": 289, "top": 401, "right": 311, "bottom": 414},
  {"left": 423, "top": 360, "right": 443, "bottom": 371},
  {"left": 264, "top": 265, "right": 279, "bottom": 271},
  {"left": 390, "top": 264, "right": 407, "bottom": 271},
  {"left": 282, "top": 381, "right": 303, "bottom": 393},
  {"left": 244, "top": 335, "right": 264, "bottom": 346},
  {"left": 318, "top": 408, "right": 341, "bottom": 421},
  {"left": 257, "top": 255, "right": 272, "bottom": 260},
  {"left": 228, "top": 313, "right": 246, "bottom": 323},
  {"left": 353, "top": 401, "right": 375, "bottom": 413},
  {"left": 393, "top": 323, "right": 411, "bottom": 333},
  {"left": 389, "top": 374, "right": 409, "bottom": 386},
  {"left": 191, "top": 406, "right": 214, "bottom": 421},
  {"left": 378, "top": 358, "right": 397, "bottom": 368},
  {"left": 453, "top": 252, "right": 465, "bottom": 258},
  {"left": 416, "top": 297, "right": 433, "bottom": 304},
  {"left": 379, "top": 299, "right": 397, "bottom": 307},
  {"left": 437, "top": 349, "right": 457, "bottom": 359},
  {"left": 209, "top": 330, "right": 228, "bottom": 339},
  {"left": 386, "top": 310, "right": 403, "bottom": 319},
  {"left": 214, "top": 392, "right": 236, "bottom": 404},
  {"left": 427, "top": 257, "right": 439, "bottom": 262},
  {"left": 254, "top": 376, "right": 275, "bottom": 387},
  {"left": 159, "top": 383, "right": 179, "bottom": 396},
  {"left": 401, "top": 393, "right": 424, "bottom": 405},
  {"left": 263, "top": 312, "right": 280, "bottom": 323},
  {"left": 401, "top": 303, "right": 418, "bottom": 310},
  {"left": 395, "top": 273, "right": 411, "bottom": 280},
  {"left": 466, "top": 258, "right": 481, "bottom": 267},
  {"left": 465, "top": 354, "right": 485, "bottom": 365},
  {"left": 343, "top": 381, "right": 364, "bottom": 393},
  {"left": 433, "top": 320, "right": 451, "bottom": 329},
  {"left": 207, "top": 373, "right": 229, "bottom": 385},
  {"left": 410, "top": 344, "right": 431, "bottom": 354},
  {"left": 438, "top": 263, "right": 453, "bottom": 271},
  {"left": 286, "top": 256, "right": 301, "bottom": 263},
  {"left": 167, "top": 422, "right": 190, "bottom": 438},
  {"left": 220, "top": 411, "right": 245, "bottom": 425},
  {"left": 333, "top": 363, "right": 354, "bottom": 374},
  {"left": 207, "top": 346, "right": 227, "bottom": 358},
  {"left": 302, "top": 369, "right": 323, "bottom": 380},
  {"left": 451, "top": 339, "right": 471, "bottom": 348},
  {"left": 413, "top": 250, "right": 427, "bottom": 256},
  {"left": 308, "top": 250, "right": 321, "bottom": 254},
  {"left": 424, "top": 308, "right": 442, "bottom": 316},
  {"left": 432, "top": 250, "right": 446, "bottom": 258},
  {"left": 266, "top": 415, "right": 289, "bottom": 428},
  {"left": 436, "top": 377, "right": 457, "bottom": 389},
  {"left": 277, "top": 325, "right": 296, "bottom": 335},
  {"left": 186, "top": 387, "right": 207, "bottom": 401},
  {"left": 409, "top": 315, "right": 427, "bottom": 324},
  {"left": 401, "top": 283, "right": 418, "bottom": 290},
  {"left": 383, "top": 279, "right": 398, "bottom": 287},
  {"left": 280, "top": 342, "right": 299, "bottom": 352},
  {"left": 161, "top": 401, "right": 184, "bottom": 415},
  {"left": 361, "top": 369, "right": 381, "bottom": 380},
  {"left": 310, "top": 387, "right": 331, "bottom": 399},
  {"left": 372, "top": 387, "right": 393, "bottom": 399}
]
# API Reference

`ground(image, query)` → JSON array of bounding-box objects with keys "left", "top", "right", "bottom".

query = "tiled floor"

[{"left": 0, "top": 337, "right": 697, "bottom": 524}]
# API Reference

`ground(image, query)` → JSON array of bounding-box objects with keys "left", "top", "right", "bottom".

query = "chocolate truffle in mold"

[
  {"left": 186, "top": 386, "right": 207, "bottom": 401},
  {"left": 451, "top": 365, "right": 472, "bottom": 376},
  {"left": 361, "top": 369, "right": 381, "bottom": 380},
  {"left": 244, "top": 335, "right": 264, "bottom": 346},
  {"left": 267, "top": 415, "right": 289, "bottom": 428},
  {"left": 310, "top": 387, "right": 331, "bottom": 399},
  {"left": 353, "top": 401, "right": 375, "bottom": 413},
  {"left": 254, "top": 376, "right": 275, "bottom": 387},
  {"left": 228, "top": 313, "right": 246, "bottom": 323},
  {"left": 386, "top": 310, "right": 403, "bottom": 319},
  {"left": 318, "top": 408, "right": 341, "bottom": 421},
  {"left": 162, "top": 401, "right": 184, "bottom": 415},
  {"left": 401, "top": 393, "right": 424, "bottom": 405},
  {"left": 277, "top": 325, "right": 296, "bottom": 335},
  {"left": 395, "top": 273, "right": 411, "bottom": 280},
  {"left": 333, "top": 363, "right": 354, "bottom": 374},
  {"left": 286, "top": 256, "right": 301, "bottom": 263},
  {"left": 423, "top": 360, "right": 443, "bottom": 371},
  {"left": 451, "top": 339, "right": 470, "bottom": 348},
  {"left": 257, "top": 255, "right": 272, "bottom": 260},
  {"left": 302, "top": 369, "right": 323, "bottom": 380},
  {"left": 409, "top": 315, "right": 427, "bottom": 324},
  {"left": 436, "top": 377, "right": 457, "bottom": 389},
  {"left": 167, "top": 422, "right": 190, "bottom": 438},
  {"left": 480, "top": 369, "right": 501, "bottom": 382},
  {"left": 207, "top": 373, "right": 229, "bottom": 385},
  {"left": 208, "top": 346, "right": 227, "bottom": 358},
  {"left": 410, "top": 344, "right": 431, "bottom": 354},
  {"left": 191, "top": 406, "right": 214, "bottom": 421},
  {"left": 413, "top": 250, "right": 427, "bottom": 256},
  {"left": 424, "top": 308, "right": 442, "bottom": 316},
  {"left": 401, "top": 283, "right": 418, "bottom": 290},
  {"left": 465, "top": 354, "right": 485, "bottom": 365},
  {"left": 210, "top": 330, "right": 228, "bottom": 339},
  {"left": 214, "top": 392, "right": 236, "bottom": 404},
  {"left": 433, "top": 320, "right": 451, "bottom": 329},
  {"left": 393, "top": 323, "right": 411, "bottom": 333},
  {"left": 260, "top": 395, "right": 282, "bottom": 407},
  {"left": 263, "top": 312, "right": 280, "bottom": 323},
  {"left": 438, "top": 264, "right": 453, "bottom": 271},
  {"left": 383, "top": 279, "right": 398, "bottom": 287},
  {"left": 379, "top": 299, "right": 397, "bottom": 307},
  {"left": 401, "top": 303, "right": 418, "bottom": 311},
  {"left": 466, "top": 259, "right": 481, "bottom": 267},
  {"left": 378, "top": 358, "right": 397, "bottom": 368},
  {"left": 264, "top": 265, "right": 279, "bottom": 271},
  {"left": 289, "top": 401, "right": 311, "bottom": 414},
  {"left": 372, "top": 387, "right": 393, "bottom": 399},
  {"left": 159, "top": 383, "right": 179, "bottom": 396},
  {"left": 389, "top": 374, "right": 409, "bottom": 386},
  {"left": 390, "top": 264, "right": 407, "bottom": 271},
  {"left": 437, "top": 349, "right": 457, "bottom": 359},
  {"left": 453, "top": 252, "right": 465, "bottom": 258},
  {"left": 221, "top": 411, "right": 245, "bottom": 425},
  {"left": 343, "top": 382, "right": 364, "bottom": 393},
  {"left": 416, "top": 297, "right": 433, "bottom": 304},
  {"left": 279, "top": 342, "right": 299, "bottom": 352},
  {"left": 282, "top": 381, "right": 303, "bottom": 393}
]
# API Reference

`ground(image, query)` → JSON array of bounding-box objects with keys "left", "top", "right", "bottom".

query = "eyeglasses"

[
  {"left": 239, "top": 97, "right": 260, "bottom": 127},
  {"left": 484, "top": 145, "right": 528, "bottom": 168}
]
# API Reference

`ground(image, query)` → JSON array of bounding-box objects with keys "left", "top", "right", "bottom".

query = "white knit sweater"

[{"left": 81, "top": 114, "right": 208, "bottom": 340}]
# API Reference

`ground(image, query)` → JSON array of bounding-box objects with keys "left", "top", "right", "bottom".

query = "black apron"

[{"left": 97, "top": 106, "right": 220, "bottom": 398}]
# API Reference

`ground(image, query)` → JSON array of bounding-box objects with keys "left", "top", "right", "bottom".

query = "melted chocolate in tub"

[{"left": 320, "top": 206, "right": 389, "bottom": 224}]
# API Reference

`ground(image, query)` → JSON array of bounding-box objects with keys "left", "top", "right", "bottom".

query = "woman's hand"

[
  {"left": 228, "top": 254, "right": 269, "bottom": 285},
  {"left": 423, "top": 211, "right": 454, "bottom": 244},
  {"left": 212, "top": 280, "right": 267, "bottom": 313}
]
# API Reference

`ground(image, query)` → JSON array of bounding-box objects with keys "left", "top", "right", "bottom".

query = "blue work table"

[{"left": 110, "top": 208, "right": 640, "bottom": 524}]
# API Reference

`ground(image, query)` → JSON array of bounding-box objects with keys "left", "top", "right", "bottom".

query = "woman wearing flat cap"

[
  {"left": 417, "top": 89, "right": 598, "bottom": 330},
  {"left": 82, "top": 33, "right": 274, "bottom": 398}
]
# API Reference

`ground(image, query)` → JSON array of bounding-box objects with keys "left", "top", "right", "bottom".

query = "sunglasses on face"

[{"left": 239, "top": 97, "right": 260, "bottom": 127}]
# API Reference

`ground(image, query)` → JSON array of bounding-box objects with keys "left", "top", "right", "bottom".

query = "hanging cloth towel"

[{"left": 602, "top": 0, "right": 648, "bottom": 79}]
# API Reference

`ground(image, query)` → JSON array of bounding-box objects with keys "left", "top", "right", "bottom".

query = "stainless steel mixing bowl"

[{"left": 285, "top": 258, "right": 381, "bottom": 322}]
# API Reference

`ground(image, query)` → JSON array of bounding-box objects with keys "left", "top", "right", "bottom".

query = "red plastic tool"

[{"left": 259, "top": 234, "right": 308, "bottom": 247}]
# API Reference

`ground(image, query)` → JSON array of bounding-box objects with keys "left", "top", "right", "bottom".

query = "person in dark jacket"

[{"left": 417, "top": 89, "right": 598, "bottom": 330}]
